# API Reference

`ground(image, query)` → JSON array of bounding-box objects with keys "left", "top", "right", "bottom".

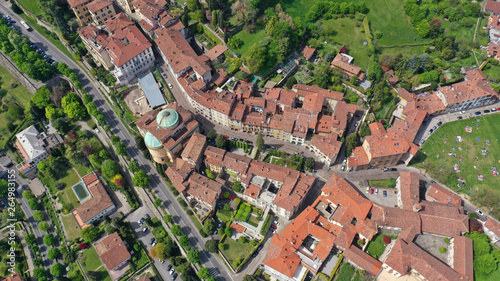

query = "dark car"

[
  {"left": 172, "top": 273, "right": 178, "bottom": 280},
  {"left": 167, "top": 264, "right": 172, "bottom": 271},
  {"left": 457, "top": 116, "right": 463, "bottom": 120},
  {"left": 484, "top": 110, "right": 490, "bottom": 114},
  {"left": 257, "top": 244, "right": 263, "bottom": 251},
  {"left": 390, "top": 168, "right": 397, "bottom": 171},
  {"left": 475, "top": 111, "right": 481, "bottom": 115},
  {"left": 437, "top": 121, "right": 443, "bottom": 126},
  {"left": 383, "top": 190, "right": 387, "bottom": 197},
  {"left": 251, "top": 251, "right": 259, "bottom": 258},
  {"left": 144, "top": 214, "right": 150, "bottom": 220}
]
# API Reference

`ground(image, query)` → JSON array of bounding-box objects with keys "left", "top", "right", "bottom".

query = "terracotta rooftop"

[
  {"left": 136, "top": 275, "right": 151, "bottom": 281},
  {"left": 234, "top": 80, "right": 254, "bottom": 99},
  {"left": 165, "top": 158, "right": 195, "bottom": 194},
  {"left": 155, "top": 28, "right": 211, "bottom": 77},
  {"left": 73, "top": 178, "right": 114, "bottom": 227},
  {"left": 437, "top": 69, "right": 498, "bottom": 106},
  {"left": 68, "top": 0, "right": 91, "bottom": 8},
  {"left": 105, "top": 23, "right": 151, "bottom": 67},
  {"left": 486, "top": 0, "right": 500, "bottom": 15},
  {"left": 344, "top": 245, "right": 382, "bottom": 276},
  {"left": 181, "top": 132, "right": 206, "bottom": 164},
  {"left": 348, "top": 146, "right": 370, "bottom": 167},
  {"left": 489, "top": 40, "right": 500, "bottom": 59},
  {"left": 300, "top": 45, "right": 316, "bottom": 59},
  {"left": 132, "top": 0, "right": 167, "bottom": 22},
  {"left": 311, "top": 133, "right": 341, "bottom": 159},
  {"left": 365, "top": 133, "right": 411, "bottom": 158},
  {"left": 95, "top": 232, "right": 131, "bottom": 270},
  {"left": 204, "top": 44, "right": 228, "bottom": 61},
  {"left": 485, "top": 217, "right": 500, "bottom": 237},
  {"left": 244, "top": 184, "right": 261, "bottom": 199},
  {"left": 487, "top": 14, "right": 500, "bottom": 30},
  {"left": 87, "top": 0, "right": 113, "bottom": 13},
  {"left": 185, "top": 173, "right": 222, "bottom": 206},
  {"left": 425, "top": 182, "right": 462, "bottom": 206},
  {"left": 331, "top": 53, "right": 361, "bottom": 76},
  {"left": 230, "top": 222, "right": 246, "bottom": 233},
  {"left": 105, "top": 12, "right": 133, "bottom": 33},
  {"left": 82, "top": 172, "right": 98, "bottom": 186},
  {"left": 292, "top": 84, "right": 344, "bottom": 101},
  {"left": 453, "top": 236, "right": 474, "bottom": 280},
  {"left": 399, "top": 172, "right": 421, "bottom": 210}
]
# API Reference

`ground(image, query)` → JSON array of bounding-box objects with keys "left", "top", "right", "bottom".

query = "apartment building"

[
  {"left": 132, "top": 0, "right": 167, "bottom": 30},
  {"left": 78, "top": 13, "right": 155, "bottom": 84},
  {"left": 87, "top": 0, "right": 117, "bottom": 26},
  {"left": 68, "top": 0, "right": 93, "bottom": 25}
]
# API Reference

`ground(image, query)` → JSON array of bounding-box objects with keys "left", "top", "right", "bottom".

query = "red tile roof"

[
  {"left": 385, "top": 69, "right": 399, "bottom": 85},
  {"left": 132, "top": 0, "right": 167, "bottom": 22},
  {"left": 369, "top": 122, "right": 386, "bottom": 135},
  {"left": 322, "top": 174, "right": 373, "bottom": 219},
  {"left": 87, "top": 0, "right": 113, "bottom": 13},
  {"left": 230, "top": 222, "right": 246, "bottom": 233},
  {"left": 82, "top": 172, "right": 98, "bottom": 186},
  {"left": 437, "top": 69, "right": 498, "bottom": 106},
  {"left": 204, "top": 44, "right": 228, "bottom": 61},
  {"left": 344, "top": 245, "right": 382, "bottom": 276},
  {"left": 300, "top": 45, "right": 316, "bottom": 60},
  {"left": 487, "top": 14, "right": 500, "bottom": 30},
  {"left": 181, "top": 132, "right": 206, "bottom": 164},
  {"left": 486, "top": 0, "right": 500, "bottom": 15},
  {"left": 155, "top": 28, "right": 211, "bottom": 76},
  {"left": 105, "top": 12, "right": 134, "bottom": 33},
  {"left": 453, "top": 236, "right": 474, "bottom": 280},
  {"left": 399, "top": 172, "right": 421, "bottom": 210},
  {"left": 489, "top": 40, "right": 500, "bottom": 59},
  {"left": 311, "top": 133, "right": 341, "bottom": 159},
  {"left": 425, "top": 183, "right": 462, "bottom": 206},
  {"left": 95, "top": 232, "right": 131, "bottom": 270},
  {"left": 165, "top": 158, "right": 195, "bottom": 193},
  {"left": 105, "top": 24, "right": 151, "bottom": 67},
  {"left": 292, "top": 84, "right": 344, "bottom": 101},
  {"left": 73, "top": 179, "right": 114, "bottom": 227},
  {"left": 68, "top": 0, "right": 91, "bottom": 8},
  {"left": 136, "top": 275, "right": 151, "bottom": 281},
  {"left": 348, "top": 146, "right": 370, "bottom": 167},
  {"left": 485, "top": 217, "right": 500, "bottom": 237},
  {"left": 331, "top": 53, "right": 361, "bottom": 76},
  {"left": 244, "top": 184, "right": 261, "bottom": 199}
]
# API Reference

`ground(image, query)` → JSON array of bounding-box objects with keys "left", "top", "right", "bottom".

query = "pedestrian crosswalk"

[{"left": 209, "top": 268, "right": 220, "bottom": 277}]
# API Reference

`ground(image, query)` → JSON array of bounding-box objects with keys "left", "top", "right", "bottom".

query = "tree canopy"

[
  {"left": 81, "top": 225, "right": 99, "bottom": 243},
  {"left": 133, "top": 170, "right": 150, "bottom": 188},
  {"left": 43, "top": 234, "right": 55, "bottom": 246}
]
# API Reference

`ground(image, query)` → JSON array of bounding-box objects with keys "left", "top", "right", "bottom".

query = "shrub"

[
  {"left": 444, "top": 238, "right": 451, "bottom": 244},
  {"left": 439, "top": 247, "right": 447, "bottom": 253},
  {"left": 250, "top": 240, "right": 257, "bottom": 247},
  {"left": 199, "top": 229, "right": 207, "bottom": 238},
  {"left": 223, "top": 192, "right": 229, "bottom": 198},
  {"left": 55, "top": 182, "right": 65, "bottom": 190},
  {"left": 383, "top": 236, "right": 391, "bottom": 244},
  {"left": 238, "top": 236, "right": 247, "bottom": 243}
]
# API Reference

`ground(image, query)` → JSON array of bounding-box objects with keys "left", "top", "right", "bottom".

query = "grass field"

[
  {"left": 0, "top": 63, "right": 32, "bottom": 107},
  {"left": 82, "top": 247, "right": 102, "bottom": 271},
  {"left": 368, "top": 178, "right": 396, "bottom": 188},
  {"left": 335, "top": 262, "right": 356, "bottom": 281},
  {"left": 281, "top": 0, "right": 321, "bottom": 20},
  {"left": 220, "top": 237, "right": 255, "bottom": 264},
  {"left": 58, "top": 187, "right": 80, "bottom": 212},
  {"left": 61, "top": 213, "right": 81, "bottom": 242},
  {"left": 17, "top": 0, "right": 42, "bottom": 16},
  {"left": 366, "top": 234, "right": 397, "bottom": 259},
  {"left": 483, "top": 62, "right": 500, "bottom": 83},
  {"left": 231, "top": 29, "right": 268, "bottom": 56},
  {"left": 411, "top": 113, "right": 500, "bottom": 218}
]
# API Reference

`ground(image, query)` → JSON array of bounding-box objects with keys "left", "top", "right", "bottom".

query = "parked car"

[
  {"left": 437, "top": 121, "right": 443, "bottom": 126},
  {"left": 457, "top": 116, "right": 463, "bottom": 120},
  {"left": 432, "top": 126, "right": 437, "bottom": 130},
  {"left": 383, "top": 190, "right": 387, "bottom": 197},
  {"left": 420, "top": 139, "right": 425, "bottom": 145},
  {"left": 475, "top": 111, "right": 481, "bottom": 115},
  {"left": 477, "top": 210, "right": 484, "bottom": 216},
  {"left": 270, "top": 225, "right": 277, "bottom": 230},
  {"left": 460, "top": 111, "right": 465, "bottom": 114},
  {"left": 375, "top": 189, "right": 379, "bottom": 195},
  {"left": 251, "top": 251, "right": 259, "bottom": 258},
  {"left": 168, "top": 83, "right": 173, "bottom": 89},
  {"left": 390, "top": 168, "right": 397, "bottom": 171},
  {"left": 152, "top": 241, "right": 157, "bottom": 247},
  {"left": 257, "top": 245, "right": 263, "bottom": 251},
  {"left": 383, "top": 167, "right": 389, "bottom": 171},
  {"left": 370, "top": 188, "right": 374, "bottom": 194},
  {"left": 341, "top": 164, "right": 345, "bottom": 171},
  {"left": 149, "top": 238, "right": 155, "bottom": 245},
  {"left": 484, "top": 109, "right": 490, "bottom": 114},
  {"left": 492, "top": 108, "right": 497, "bottom": 112},
  {"left": 142, "top": 227, "right": 148, "bottom": 232},
  {"left": 173, "top": 273, "right": 178, "bottom": 280},
  {"left": 160, "top": 260, "right": 165, "bottom": 264},
  {"left": 167, "top": 264, "right": 173, "bottom": 271},
  {"left": 366, "top": 187, "right": 370, "bottom": 193},
  {"left": 170, "top": 268, "right": 175, "bottom": 275}
]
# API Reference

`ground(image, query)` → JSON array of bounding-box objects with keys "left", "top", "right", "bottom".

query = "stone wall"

[{"left": 0, "top": 51, "right": 38, "bottom": 93}]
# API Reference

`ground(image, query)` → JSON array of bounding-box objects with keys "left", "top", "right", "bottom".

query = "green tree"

[
  {"left": 416, "top": 20, "right": 430, "bottom": 38},
  {"left": 345, "top": 132, "right": 360, "bottom": 156},
  {"left": 38, "top": 221, "right": 50, "bottom": 232},
  {"left": 26, "top": 234, "right": 37, "bottom": 245},
  {"left": 206, "top": 130, "right": 217, "bottom": 141},
  {"left": 238, "top": 236, "right": 247, "bottom": 243},
  {"left": 232, "top": 181, "right": 243, "bottom": 193},
  {"left": 33, "top": 210, "right": 45, "bottom": 221},
  {"left": 43, "top": 234, "right": 55, "bottom": 246},
  {"left": 205, "top": 239, "right": 219, "bottom": 253},
  {"left": 0, "top": 179, "right": 8, "bottom": 197},
  {"left": 180, "top": 235, "right": 189, "bottom": 247},
  {"left": 115, "top": 142, "right": 127, "bottom": 156},
  {"left": 475, "top": 253, "right": 497, "bottom": 276},
  {"left": 187, "top": 248, "right": 200, "bottom": 264},
  {"left": 48, "top": 247, "right": 60, "bottom": 260},
  {"left": 243, "top": 275, "right": 259, "bottom": 281},
  {"left": 243, "top": 44, "right": 266, "bottom": 73},
  {"left": 154, "top": 243, "right": 168, "bottom": 260},
  {"left": 171, "top": 224, "right": 182, "bottom": 236},
  {"left": 8, "top": 104, "right": 23, "bottom": 121},
  {"left": 187, "top": 0, "right": 200, "bottom": 10},
  {"left": 164, "top": 214, "right": 173, "bottom": 224},
  {"left": 198, "top": 267, "right": 211, "bottom": 280},
  {"left": 28, "top": 198, "right": 40, "bottom": 210},
  {"left": 101, "top": 160, "right": 120, "bottom": 179},
  {"left": 50, "top": 263, "right": 65, "bottom": 276},
  {"left": 285, "top": 76, "right": 297, "bottom": 89},
  {"left": 128, "top": 161, "right": 140, "bottom": 174},
  {"left": 81, "top": 225, "right": 99, "bottom": 243},
  {"left": 305, "top": 157, "right": 315, "bottom": 170},
  {"left": 32, "top": 86, "right": 52, "bottom": 108},
  {"left": 99, "top": 149, "right": 110, "bottom": 159},
  {"left": 61, "top": 93, "right": 86, "bottom": 120},
  {"left": 22, "top": 190, "right": 35, "bottom": 200},
  {"left": 225, "top": 227, "right": 232, "bottom": 237},
  {"left": 215, "top": 134, "right": 228, "bottom": 150},
  {"left": 133, "top": 170, "right": 150, "bottom": 187},
  {"left": 256, "top": 132, "right": 265, "bottom": 151},
  {"left": 204, "top": 218, "right": 216, "bottom": 235},
  {"left": 34, "top": 268, "right": 46, "bottom": 279}
]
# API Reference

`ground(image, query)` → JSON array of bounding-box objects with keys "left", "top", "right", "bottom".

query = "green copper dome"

[
  {"left": 144, "top": 132, "right": 162, "bottom": 148},
  {"left": 156, "top": 109, "right": 179, "bottom": 129}
]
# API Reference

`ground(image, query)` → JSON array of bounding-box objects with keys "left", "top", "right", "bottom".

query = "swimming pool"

[{"left": 72, "top": 182, "right": 90, "bottom": 201}]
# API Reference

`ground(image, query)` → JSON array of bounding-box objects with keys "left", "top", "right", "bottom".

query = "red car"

[
  {"left": 270, "top": 225, "right": 277, "bottom": 230},
  {"left": 223, "top": 135, "right": 229, "bottom": 138},
  {"left": 370, "top": 188, "right": 374, "bottom": 194}
]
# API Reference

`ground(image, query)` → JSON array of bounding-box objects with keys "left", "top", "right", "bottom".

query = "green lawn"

[
  {"left": 368, "top": 178, "right": 396, "bottom": 188},
  {"left": 411, "top": 114, "right": 500, "bottom": 219},
  {"left": 270, "top": 157, "right": 287, "bottom": 166},
  {"left": 17, "top": 0, "right": 42, "bottom": 16},
  {"left": 231, "top": 29, "right": 268, "bottom": 56},
  {"left": 57, "top": 187, "right": 80, "bottom": 212},
  {"left": 366, "top": 234, "right": 397, "bottom": 259},
  {"left": 61, "top": 213, "right": 81, "bottom": 242},
  {"left": 483, "top": 62, "right": 500, "bottom": 83},
  {"left": 74, "top": 164, "right": 91, "bottom": 177},
  {"left": 220, "top": 237, "right": 254, "bottom": 264},
  {"left": 96, "top": 266, "right": 112, "bottom": 281},
  {"left": 58, "top": 168, "right": 80, "bottom": 188},
  {"left": 281, "top": 0, "right": 321, "bottom": 20},
  {"left": 335, "top": 262, "right": 356, "bottom": 281},
  {"left": 0, "top": 63, "right": 32, "bottom": 107},
  {"left": 82, "top": 247, "right": 102, "bottom": 271}
]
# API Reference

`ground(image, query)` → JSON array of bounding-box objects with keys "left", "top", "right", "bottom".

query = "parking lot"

[{"left": 126, "top": 206, "right": 177, "bottom": 280}]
